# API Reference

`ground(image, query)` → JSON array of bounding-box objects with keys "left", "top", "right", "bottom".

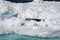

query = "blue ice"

[
  {"left": 33, "top": 23, "right": 38, "bottom": 26},
  {"left": 0, "top": 11, "right": 9, "bottom": 20},
  {"left": 18, "top": 22, "right": 25, "bottom": 26},
  {"left": 12, "top": 13, "right": 18, "bottom": 18},
  {"left": 0, "top": 10, "right": 18, "bottom": 21}
]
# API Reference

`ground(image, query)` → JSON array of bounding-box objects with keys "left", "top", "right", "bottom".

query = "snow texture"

[{"left": 0, "top": 0, "right": 60, "bottom": 37}]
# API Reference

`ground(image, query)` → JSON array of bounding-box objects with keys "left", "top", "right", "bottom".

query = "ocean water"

[{"left": 0, "top": 33, "right": 60, "bottom": 40}]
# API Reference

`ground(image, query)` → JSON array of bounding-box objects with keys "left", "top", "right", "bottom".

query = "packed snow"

[{"left": 0, "top": 0, "right": 60, "bottom": 37}]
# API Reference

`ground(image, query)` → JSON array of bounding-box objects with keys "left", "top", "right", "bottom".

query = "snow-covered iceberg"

[{"left": 0, "top": 0, "right": 60, "bottom": 37}]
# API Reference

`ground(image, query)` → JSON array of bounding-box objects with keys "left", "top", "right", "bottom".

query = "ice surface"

[{"left": 0, "top": 0, "right": 60, "bottom": 37}]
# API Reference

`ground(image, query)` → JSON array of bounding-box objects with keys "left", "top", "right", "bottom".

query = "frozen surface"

[{"left": 0, "top": 0, "right": 60, "bottom": 37}]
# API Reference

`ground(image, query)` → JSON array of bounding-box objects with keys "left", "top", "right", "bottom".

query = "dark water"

[
  {"left": 5, "top": 0, "right": 33, "bottom": 3},
  {"left": 43, "top": 0, "right": 60, "bottom": 1},
  {"left": 0, "top": 33, "right": 60, "bottom": 40},
  {"left": 5, "top": 0, "right": 60, "bottom": 3}
]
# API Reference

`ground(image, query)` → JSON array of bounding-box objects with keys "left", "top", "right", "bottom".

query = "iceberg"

[{"left": 0, "top": 0, "right": 60, "bottom": 37}]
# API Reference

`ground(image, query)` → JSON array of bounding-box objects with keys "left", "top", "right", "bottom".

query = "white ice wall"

[{"left": 0, "top": 0, "right": 60, "bottom": 37}]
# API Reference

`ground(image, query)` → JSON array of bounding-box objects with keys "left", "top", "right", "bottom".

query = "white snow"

[{"left": 0, "top": 0, "right": 60, "bottom": 37}]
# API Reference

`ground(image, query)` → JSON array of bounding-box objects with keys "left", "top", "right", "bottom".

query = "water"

[
  {"left": 6, "top": 0, "right": 33, "bottom": 3},
  {"left": 0, "top": 33, "right": 60, "bottom": 40}
]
